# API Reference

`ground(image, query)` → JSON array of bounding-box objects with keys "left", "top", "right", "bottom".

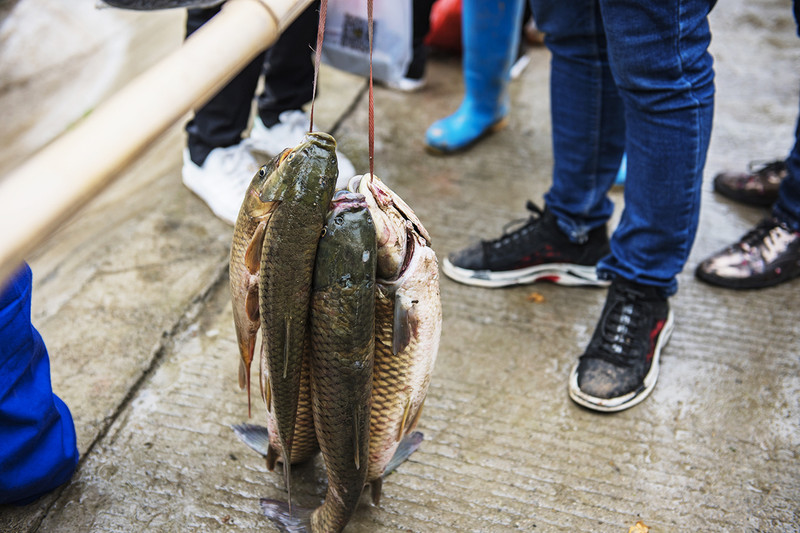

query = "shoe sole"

[
  {"left": 567, "top": 308, "right": 675, "bottom": 413},
  {"left": 442, "top": 258, "right": 609, "bottom": 288}
]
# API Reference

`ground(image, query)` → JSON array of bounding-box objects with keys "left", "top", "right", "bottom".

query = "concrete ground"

[{"left": 1, "top": 0, "right": 799, "bottom": 531}]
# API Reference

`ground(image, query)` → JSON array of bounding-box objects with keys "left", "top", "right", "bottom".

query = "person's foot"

[
  {"left": 569, "top": 278, "right": 674, "bottom": 413},
  {"left": 249, "top": 110, "right": 356, "bottom": 185},
  {"left": 695, "top": 217, "right": 800, "bottom": 289},
  {"left": 713, "top": 160, "right": 787, "bottom": 207},
  {"left": 181, "top": 143, "right": 259, "bottom": 225},
  {"left": 442, "top": 202, "right": 610, "bottom": 288}
]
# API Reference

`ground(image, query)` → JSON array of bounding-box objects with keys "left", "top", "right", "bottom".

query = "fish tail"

[{"left": 260, "top": 498, "right": 312, "bottom": 533}]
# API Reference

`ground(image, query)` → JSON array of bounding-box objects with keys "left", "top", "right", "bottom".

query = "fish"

[
  {"left": 261, "top": 191, "right": 377, "bottom": 532},
  {"left": 259, "top": 344, "right": 319, "bottom": 469},
  {"left": 96, "top": 0, "right": 224, "bottom": 10},
  {"left": 259, "top": 131, "right": 338, "bottom": 505},
  {"left": 229, "top": 149, "right": 289, "bottom": 418},
  {"left": 348, "top": 174, "right": 442, "bottom": 505}
]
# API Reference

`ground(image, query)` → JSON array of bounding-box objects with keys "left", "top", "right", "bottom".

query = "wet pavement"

[{"left": 1, "top": 0, "right": 799, "bottom": 531}]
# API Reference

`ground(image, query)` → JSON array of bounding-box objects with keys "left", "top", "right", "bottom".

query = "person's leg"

[
  {"left": 0, "top": 264, "right": 79, "bottom": 505},
  {"left": 597, "top": 0, "right": 716, "bottom": 294},
  {"left": 182, "top": 6, "right": 266, "bottom": 225},
  {"left": 184, "top": 6, "right": 266, "bottom": 166},
  {"left": 441, "top": 0, "right": 616, "bottom": 289},
  {"left": 534, "top": 0, "right": 626, "bottom": 241},
  {"left": 695, "top": 3, "right": 800, "bottom": 290},
  {"left": 255, "top": 2, "right": 319, "bottom": 127},
  {"left": 570, "top": 0, "right": 716, "bottom": 412},
  {"left": 424, "top": 0, "right": 525, "bottom": 153}
]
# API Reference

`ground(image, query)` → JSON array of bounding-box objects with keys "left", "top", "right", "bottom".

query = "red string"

[
  {"left": 367, "top": 0, "right": 374, "bottom": 177},
  {"left": 309, "top": 0, "right": 328, "bottom": 133}
]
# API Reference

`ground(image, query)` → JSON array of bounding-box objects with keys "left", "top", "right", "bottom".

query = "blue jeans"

[
  {"left": 531, "top": 0, "right": 716, "bottom": 296},
  {"left": 773, "top": 0, "right": 800, "bottom": 231}
]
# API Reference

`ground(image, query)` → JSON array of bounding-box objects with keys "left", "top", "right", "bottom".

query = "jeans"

[
  {"left": 773, "top": 0, "right": 800, "bottom": 231},
  {"left": 531, "top": 0, "right": 716, "bottom": 296}
]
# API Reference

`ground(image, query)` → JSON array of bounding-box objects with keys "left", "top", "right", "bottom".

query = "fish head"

[
  {"left": 313, "top": 191, "right": 377, "bottom": 291},
  {"left": 347, "top": 174, "right": 431, "bottom": 280},
  {"left": 258, "top": 132, "right": 338, "bottom": 206},
  {"left": 239, "top": 148, "right": 291, "bottom": 219}
]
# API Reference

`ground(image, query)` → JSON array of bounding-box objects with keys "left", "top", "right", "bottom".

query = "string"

[
  {"left": 367, "top": 0, "right": 374, "bottom": 177},
  {"left": 309, "top": 0, "right": 328, "bottom": 133}
]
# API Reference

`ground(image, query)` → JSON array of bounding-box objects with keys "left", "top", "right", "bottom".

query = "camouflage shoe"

[
  {"left": 695, "top": 218, "right": 800, "bottom": 289},
  {"left": 713, "top": 160, "right": 787, "bottom": 207}
]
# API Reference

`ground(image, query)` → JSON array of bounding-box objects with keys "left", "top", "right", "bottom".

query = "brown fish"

[
  {"left": 349, "top": 174, "right": 442, "bottom": 505},
  {"left": 229, "top": 150, "right": 289, "bottom": 417}
]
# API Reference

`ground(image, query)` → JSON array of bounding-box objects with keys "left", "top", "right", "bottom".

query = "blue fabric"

[
  {"left": 425, "top": 0, "right": 525, "bottom": 151},
  {"left": 531, "top": 0, "right": 716, "bottom": 296},
  {"left": 0, "top": 264, "right": 78, "bottom": 506},
  {"left": 773, "top": 0, "right": 800, "bottom": 231}
]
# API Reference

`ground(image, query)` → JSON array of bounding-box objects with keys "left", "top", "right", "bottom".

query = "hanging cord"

[
  {"left": 309, "top": 0, "right": 328, "bottom": 133},
  {"left": 367, "top": 0, "right": 374, "bottom": 177}
]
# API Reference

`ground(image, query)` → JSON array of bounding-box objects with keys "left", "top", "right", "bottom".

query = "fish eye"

[
  {"left": 278, "top": 149, "right": 294, "bottom": 165},
  {"left": 258, "top": 166, "right": 266, "bottom": 177},
  {"left": 334, "top": 214, "right": 345, "bottom": 225}
]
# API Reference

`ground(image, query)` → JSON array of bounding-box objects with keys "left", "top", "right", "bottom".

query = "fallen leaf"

[
  {"left": 526, "top": 292, "right": 545, "bottom": 303},
  {"left": 628, "top": 521, "right": 650, "bottom": 533}
]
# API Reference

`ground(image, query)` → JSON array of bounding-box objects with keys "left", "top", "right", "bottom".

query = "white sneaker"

[
  {"left": 181, "top": 143, "right": 259, "bottom": 225},
  {"left": 384, "top": 76, "right": 427, "bottom": 93},
  {"left": 250, "top": 110, "right": 357, "bottom": 187}
]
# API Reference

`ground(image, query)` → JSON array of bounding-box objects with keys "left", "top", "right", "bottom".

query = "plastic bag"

[{"left": 321, "top": 0, "right": 412, "bottom": 85}]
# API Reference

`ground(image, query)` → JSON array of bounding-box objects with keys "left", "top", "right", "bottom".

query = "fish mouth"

[
  {"left": 304, "top": 131, "right": 336, "bottom": 150},
  {"left": 331, "top": 190, "right": 368, "bottom": 211}
]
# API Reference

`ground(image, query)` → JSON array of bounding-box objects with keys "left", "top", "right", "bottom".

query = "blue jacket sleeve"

[{"left": 0, "top": 263, "right": 79, "bottom": 506}]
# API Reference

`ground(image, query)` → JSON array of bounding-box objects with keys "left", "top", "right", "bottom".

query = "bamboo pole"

[{"left": 0, "top": 0, "right": 313, "bottom": 285}]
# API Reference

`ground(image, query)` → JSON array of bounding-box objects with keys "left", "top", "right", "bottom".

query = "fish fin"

[
  {"left": 245, "top": 283, "right": 259, "bottom": 322},
  {"left": 383, "top": 431, "right": 424, "bottom": 478},
  {"left": 406, "top": 398, "right": 425, "bottom": 433},
  {"left": 397, "top": 397, "right": 412, "bottom": 442},
  {"left": 260, "top": 499, "right": 312, "bottom": 533},
  {"left": 237, "top": 358, "right": 253, "bottom": 418},
  {"left": 239, "top": 358, "right": 248, "bottom": 390},
  {"left": 266, "top": 444, "right": 279, "bottom": 471},
  {"left": 231, "top": 423, "right": 271, "bottom": 458},
  {"left": 245, "top": 221, "right": 267, "bottom": 274},
  {"left": 283, "top": 316, "right": 291, "bottom": 379},
  {"left": 392, "top": 295, "right": 416, "bottom": 355},
  {"left": 283, "top": 448, "right": 293, "bottom": 514},
  {"left": 370, "top": 477, "right": 383, "bottom": 506},
  {"left": 353, "top": 408, "right": 361, "bottom": 470}
]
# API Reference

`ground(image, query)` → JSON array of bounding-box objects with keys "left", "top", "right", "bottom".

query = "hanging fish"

[
  {"left": 259, "top": 131, "right": 338, "bottom": 505},
  {"left": 349, "top": 174, "right": 442, "bottom": 505}
]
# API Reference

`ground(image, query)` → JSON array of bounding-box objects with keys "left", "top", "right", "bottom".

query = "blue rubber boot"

[{"left": 425, "top": 0, "right": 525, "bottom": 153}]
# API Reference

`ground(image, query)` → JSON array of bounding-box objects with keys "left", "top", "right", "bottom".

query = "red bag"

[{"left": 424, "top": 0, "right": 462, "bottom": 53}]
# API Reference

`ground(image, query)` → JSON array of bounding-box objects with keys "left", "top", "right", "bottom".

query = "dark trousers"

[{"left": 185, "top": 2, "right": 319, "bottom": 166}]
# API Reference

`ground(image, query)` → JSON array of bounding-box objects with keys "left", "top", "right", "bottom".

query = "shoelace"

[
  {"left": 485, "top": 201, "right": 544, "bottom": 250},
  {"left": 219, "top": 144, "right": 258, "bottom": 190},
  {"left": 746, "top": 160, "right": 787, "bottom": 179},
  {"left": 594, "top": 283, "right": 646, "bottom": 367}
]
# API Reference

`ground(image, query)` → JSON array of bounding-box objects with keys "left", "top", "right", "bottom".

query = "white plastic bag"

[{"left": 321, "top": 0, "right": 412, "bottom": 85}]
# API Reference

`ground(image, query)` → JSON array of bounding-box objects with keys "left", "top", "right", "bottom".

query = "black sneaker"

[
  {"left": 713, "top": 160, "right": 787, "bottom": 207},
  {"left": 695, "top": 217, "right": 800, "bottom": 289},
  {"left": 442, "top": 202, "right": 610, "bottom": 288},
  {"left": 568, "top": 278, "right": 674, "bottom": 412}
]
